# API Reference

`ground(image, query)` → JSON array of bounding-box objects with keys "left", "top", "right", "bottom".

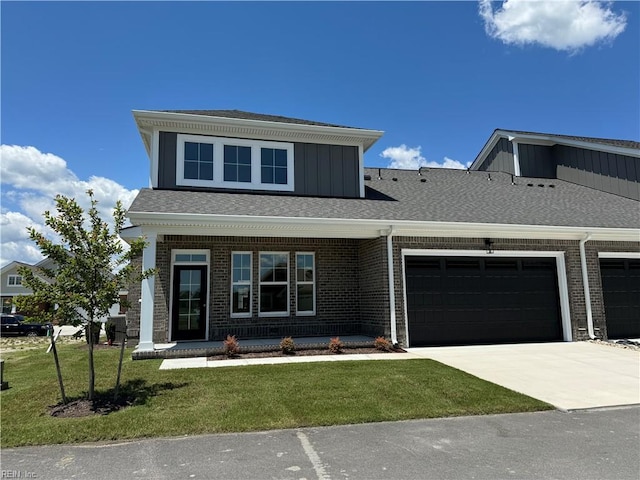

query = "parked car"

[{"left": 0, "top": 314, "right": 51, "bottom": 337}]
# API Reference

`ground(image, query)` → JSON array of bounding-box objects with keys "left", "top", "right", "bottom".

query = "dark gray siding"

[
  {"left": 518, "top": 144, "right": 555, "bottom": 178},
  {"left": 158, "top": 132, "right": 177, "bottom": 189},
  {"left": 478, "top": 138, "right": 514, "bottom": 174},
  {"left": 293, "top": 143, "right": 359, "bottom": 197},
  {"left": 156, "top": 132, "right": 360, "bottom": 198},
  {"left": 554, "top": 145, "right": 640, "bottom": 201}
]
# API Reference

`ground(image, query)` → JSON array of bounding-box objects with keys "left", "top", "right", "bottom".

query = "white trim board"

[
  {"left": 598, "top": 252, "right": 640, "bottom": 259},
  {"left": 400, "top": 249, "right": 573, "bottom": 347}
]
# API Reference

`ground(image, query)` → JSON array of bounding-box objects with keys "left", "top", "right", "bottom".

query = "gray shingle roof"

[
  {"left": 160, "top": 110, "right": 359, "bottom": 129},
  {"left": 128, "top": 168, "right": 639, "bottom": 230},
  {"left": 496, "top": 129, "right": 640, "bottom": 150}
]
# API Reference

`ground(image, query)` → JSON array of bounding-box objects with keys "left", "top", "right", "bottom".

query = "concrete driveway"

[{"left": 407, "top": 342, "right": 640, "bottom": 411}]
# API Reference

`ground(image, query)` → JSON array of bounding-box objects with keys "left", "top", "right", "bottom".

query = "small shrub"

[
  {"left": 222, "top": 335, "right": 239, "bottom": 357},
  {"left": 328, "top": 336, "right": 343, "bottom": 354},
  {"left": 280, "top": 336, "right": 296, "bottom": 354},
  {"left": 374, "top": 336, "right": 392, "bottom": 352}
]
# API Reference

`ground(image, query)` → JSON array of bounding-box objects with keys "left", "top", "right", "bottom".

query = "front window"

[
  {"left": 231, "top": 252, "right": 252, "bottom": 316},
  {"left": 296, "top": 253, "right": 315, "bottom": 315},
  {"left": 259, "top": 252, "right": 289, "bottom": 315},
  {"left": 176, "top": 134, "right": 294, "bottom": 191},
  {"left": 184, "top": 141, "right": 214, "bottom": 180},
  {"left": 224, "top": 145, "right": 252, "bottom": 183},
  {"left": 261, "top": 148, "right": 288, "bottom": 185},
  {"left": 7, "top": 275, "right": 22, "bottom": 287}
]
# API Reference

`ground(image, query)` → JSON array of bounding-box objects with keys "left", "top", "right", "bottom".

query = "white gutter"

[
  {"left": 579, "top": 233, "right": 596, "bottom": 339},
  {"left": 386, "top": 228, "right": 399, "bottom": 345}
]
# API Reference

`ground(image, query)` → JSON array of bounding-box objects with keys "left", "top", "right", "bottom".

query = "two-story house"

[{"left": 122, "top": 111, "right": 639, "bottom": 358}]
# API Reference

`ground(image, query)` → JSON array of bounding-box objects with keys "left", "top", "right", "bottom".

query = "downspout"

[
  {"left": 386, "top": 228, "right": 399, "bottom": 346},
  {"left": 579, "top": 233, "right": 596, "bottom": 339}
]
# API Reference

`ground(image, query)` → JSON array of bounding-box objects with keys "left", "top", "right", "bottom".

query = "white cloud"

[
  {"left": 380, "top": 145, "right": 470, "bottom": 170},
  {"left": 0, "top": 145, "right": 138, "bottom": 267},
  {"left": 479, "top": 0, "right": 627, "bottom": 52}
]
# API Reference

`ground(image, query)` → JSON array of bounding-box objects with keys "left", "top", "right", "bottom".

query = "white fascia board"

[
  {"left": 126, "top": 211, "right": 640, "bottom": 242},
  {"left": 132, "top": 110, "right": 384, "bottom": 152}
]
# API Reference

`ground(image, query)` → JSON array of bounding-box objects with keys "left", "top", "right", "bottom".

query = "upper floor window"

[
  {"left": 184, "top": 141, "right": 214, "bottom": 181},
  {"left": 224, "top": 145, "right": 252, "bottom": 183},
  {"left": 7, "top": 275, "right": 22, "bottom": 287},
  {"left": 176, "top": 134, "right": 294, "bottom": 191},
  {"left": 261, "top": 148, "right": 288, "bottom": 185}
]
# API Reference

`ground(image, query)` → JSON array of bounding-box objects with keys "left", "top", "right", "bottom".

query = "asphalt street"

[{"left": 2, "top": 407, "right": 639, "bottom": 480}]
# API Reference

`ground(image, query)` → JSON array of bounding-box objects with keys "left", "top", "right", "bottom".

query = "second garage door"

[
  {"left": 405, "top": 256, "right": 563, "bottom": 347},
  {"left": 600, "top": 258, "right": 640, "bottom": 339}
]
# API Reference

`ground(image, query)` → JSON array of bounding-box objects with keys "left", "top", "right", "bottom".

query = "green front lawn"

[{"left": 0, "top": 342, "right": 552, "bottom": 447}]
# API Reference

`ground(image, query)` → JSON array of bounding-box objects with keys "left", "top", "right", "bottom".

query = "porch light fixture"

[{"left": 484, "top": 238, "right": 494, "bottom": 254}]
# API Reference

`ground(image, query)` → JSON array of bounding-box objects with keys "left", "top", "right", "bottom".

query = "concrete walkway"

[{"left": 160, "top": 341, "right": 640, "bottom": 411}]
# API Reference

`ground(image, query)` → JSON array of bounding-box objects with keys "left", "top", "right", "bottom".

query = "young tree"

[{"left": 20, "top": 190, "right": 153, "bottom": 401}]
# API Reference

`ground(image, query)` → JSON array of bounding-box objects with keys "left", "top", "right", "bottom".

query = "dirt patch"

[{"left": 207, "top": 346, "right": 405, "bottom": 361}]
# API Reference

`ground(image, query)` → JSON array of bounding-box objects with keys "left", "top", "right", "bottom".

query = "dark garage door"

[
  {"left": 600, "top": 258, "right": 640, "bottom": 339},
  {"left": 405, "top": 256, "right": 563, "bottom": 347}
]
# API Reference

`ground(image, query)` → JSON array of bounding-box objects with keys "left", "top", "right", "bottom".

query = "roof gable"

[{"left": 471, "top": 129, "right": 640, "bottom": 170}]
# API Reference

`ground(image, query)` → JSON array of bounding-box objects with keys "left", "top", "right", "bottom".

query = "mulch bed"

[
  {"left": 49, "top": 393, "right": 135, "bottom": 418},
  {"left": 207, "top": 346, "right": 406, "bottom": 361}
]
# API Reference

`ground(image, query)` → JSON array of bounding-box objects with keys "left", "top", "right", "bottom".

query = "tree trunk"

[{"left": 87, "top": 321, "right": 95, "bottom": 401}]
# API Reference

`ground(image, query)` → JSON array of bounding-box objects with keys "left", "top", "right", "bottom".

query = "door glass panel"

[{"left": 178, "top": 269, "right": 201, "bottom": 332}]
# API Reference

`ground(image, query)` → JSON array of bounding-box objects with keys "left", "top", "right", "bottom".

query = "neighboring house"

[
  {"left": 122, "top": 110, "right": 640, "bottom": 356},
  {"left": 0, "top": 258, "right": 57, "bottom": 313},
  {"left": 0, "top": 257, "right": 127, "bottom": 319}
]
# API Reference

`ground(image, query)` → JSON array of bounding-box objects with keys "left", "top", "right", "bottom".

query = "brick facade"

[{"left": 127, "top": 234, "right": 639, "bottom": 346}]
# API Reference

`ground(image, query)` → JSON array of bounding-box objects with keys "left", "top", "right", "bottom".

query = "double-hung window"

[
  {"left": 7, "top": 275, "right": 22, "bottom": 287},
  {"left": 296, "top": 253, "right": 315, "bottom": 315},
  {"left": 259, "top": 252, "right": 289, "bottom": 315},
  {"left": 176, "top": 134, "right": 294, "bottom": 191},
  {"left": 231, "top": 252, "right": 252, "bottom": 316}
]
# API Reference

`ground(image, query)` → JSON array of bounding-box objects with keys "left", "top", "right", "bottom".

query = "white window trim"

[
  {"left": 259, "top": 251, "right": 290, "bottom": 317},
  {"left": 168, "top": 249, "right": 210, "bottom": 342},
  {"left": 176, "top": 133, "right": 294, "bottom": 191},
  {"left": 295, "top": 252, "right": 316, "bottom": 316},
  {"left": 7, "top": 274, "right": 22, "bottom": 287},
  {"left": 230, "top": 252, "right": 252, "bottom": 318},
  {"left": 400, "top": 249, "right": 573, "bottom": 347}
]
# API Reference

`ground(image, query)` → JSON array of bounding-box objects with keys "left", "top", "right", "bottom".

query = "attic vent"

[
  {"left": 392, "top": 178, "right": 398, "bottom": 182},
  {"left": 527, "top": 183, "right": 534, "bottom": 187},
  {"left": 420, "top": 178, "right": 427, "bottom": 183},
  {"left": 549, "top": 184, "right": 555, "bottom": 188},
  {"left": 538, "top": 184, "right": 545, "bottom": 187},
  {"left": 364, "top": 174, "right": 372, "bottom": 181}
]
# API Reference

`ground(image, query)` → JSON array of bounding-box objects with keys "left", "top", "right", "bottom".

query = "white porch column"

[{"left": 138, "top": 232, "right": 157, "bottom": 351}]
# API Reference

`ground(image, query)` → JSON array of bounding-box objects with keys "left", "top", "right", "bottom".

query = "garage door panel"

[
  {"left": 601, "top": 258, "right": 640, "bottom": 339},
  {"left": 406, "top": 256, "right": 563, "bottom": 347}
]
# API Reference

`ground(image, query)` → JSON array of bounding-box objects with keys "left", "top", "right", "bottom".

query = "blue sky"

[{"left": 1, "top": 1, "right": 638, "bottom": 266}]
